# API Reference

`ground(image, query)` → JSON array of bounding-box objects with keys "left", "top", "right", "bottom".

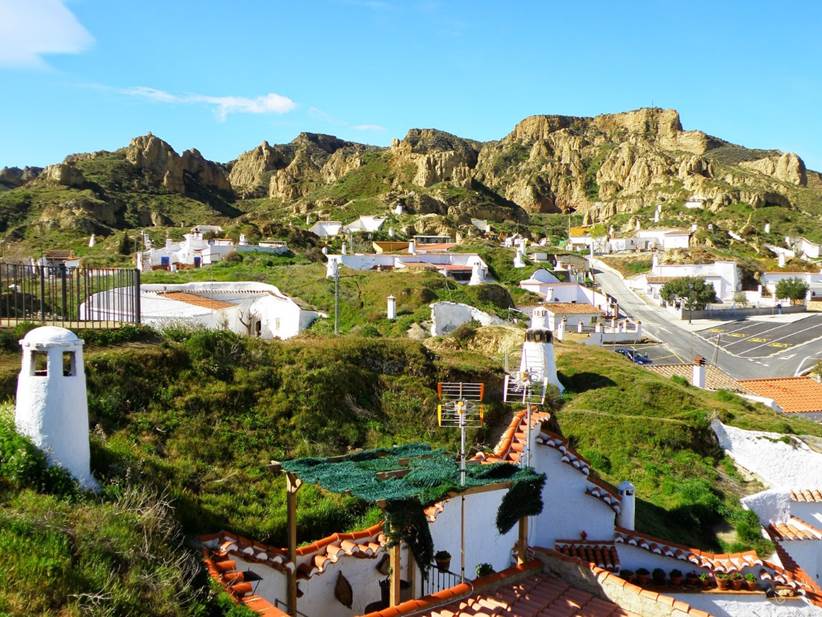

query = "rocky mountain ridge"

[{"left": 2, "top": 107, "right": 820, "bottom": 250}]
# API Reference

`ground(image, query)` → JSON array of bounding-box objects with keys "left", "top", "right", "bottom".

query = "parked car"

[{"left": 614, "top": 347, "right": 652, "bottom": 365}]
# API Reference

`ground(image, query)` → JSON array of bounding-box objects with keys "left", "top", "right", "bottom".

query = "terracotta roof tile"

[
  {"left": 768, "top": 516, "right": 822, "bottom": 541},
  {"left": 644, "top": 363, "right": 743, "bottom": 392},
  {"left": 159, "top": 291, "right": 235, "bottom": 310},
  {"left": 738, "top": 376, "right": 822, "bottom": 414},
  {"left": 555, "top": 541, "right": 620, "bottom": 571},
  {"left": 201, "top": 549, "right": 288, "bottom": 616},
  {"left": 362, "top": 562, "right": 639, "bottom": 617},
  {"left": 791, "top": 489, "right": 822, "bottom": 503},
  {"left": 543, "top": 302, "right": 603, "bottom": 315}
]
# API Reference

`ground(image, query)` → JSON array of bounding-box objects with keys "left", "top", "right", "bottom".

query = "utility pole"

[{"left": 334, "top": 262, "right": 340, "bottom": 335}]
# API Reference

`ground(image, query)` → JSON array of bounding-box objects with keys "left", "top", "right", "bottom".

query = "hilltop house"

[
  {"left": 326, "top": 251, "right": 488, "bottom": 285},
  {"left": 81, "top": 281, "right": 319, "bottom": 339},
  {"left": 137, "top": 229, "right": 288, "bottom": 271},
  {"left": 519, "top": 269, "right": 612, "bottom": 312},
  {"left": 309, "top": 221, "right": 344, "bottom": 238},
  {"left": 343, "top": 216, "right": 386, "bottom": 234},
  {"left": 569, "top": 226, "right": 691, "bottom": 255}
]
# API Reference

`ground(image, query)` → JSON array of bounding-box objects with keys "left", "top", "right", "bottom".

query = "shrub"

[
  {"left": 475, "top": 563, "right": 495, "bottom": 577},
  {"left": 671, "top": 375, "right": 689, "bottom": 387}
]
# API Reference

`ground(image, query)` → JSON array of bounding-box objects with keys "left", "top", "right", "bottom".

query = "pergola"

[{"left": 272, "top": 443, "right": 545, "bottom": 616}]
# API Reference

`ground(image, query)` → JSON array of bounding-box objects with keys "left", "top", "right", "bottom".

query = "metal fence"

[
  {"left": 420, "top": 563, "right": 464, "bottom": 597},
  {"left": 0, "top": 263, "right": 140, "bottom": 328}
]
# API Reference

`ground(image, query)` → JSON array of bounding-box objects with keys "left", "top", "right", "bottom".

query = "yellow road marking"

[
  {"left": 749, "top": 337, "right": 768, "bottom": 343},
  {"left": 768, "top": 342, "right": 790, "bottom": 348},
  {"left": 727, "top": 332, "right": 746, "bottom": 338}
]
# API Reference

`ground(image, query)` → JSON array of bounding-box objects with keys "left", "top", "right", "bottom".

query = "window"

[
  {"left": 31, "top": 351, "right": 48, "bottom": 376},
  {"left": 62, "top": 351, "right": 76, "bottom": 377},
  {"left": 274, "top": 318, "right": 281, "bottom": 332}
]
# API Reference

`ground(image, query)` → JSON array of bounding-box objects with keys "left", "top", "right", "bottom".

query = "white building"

[
  {"left": 684, "top": 196, "right": 705, "bottom": 209},
  {"left": 309, "top": 221, "right": 344, "bottom": 238},
  {"left": 81, "top": 282, "right": 319, "bottom": 339},
  {"left": 326, "top": 252, "right": 488, "bottom": 285},
  {"left": 797, "top": 238, "right": 821, "bottom": 260},
  {"left": 429, "top": 301, "right": 504, "bottom": 336},
  {"left": 761, "top": 270, "right": 822, "bottom": 300},
  {"left": 645, "top": 259, "right": 740, "bottom": 302},
  {"left": 137, "top": 229, "right": 288, "bottom": 271},
  {"left": 14, "top": 327, "right": 96, "bottom": 489},
  {"left": 342, "top": 216, "right": 385, "bottom": 234},
  {"left": 634, "top": 228, "right": 691, "bottom": 251},
  {"left": 519, "top": 270, "right": 611, "bottom": 312}
]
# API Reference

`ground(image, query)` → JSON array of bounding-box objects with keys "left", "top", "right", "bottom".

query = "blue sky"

[{"left": 2, "top": 0, "right": 821, "bottom": 169}]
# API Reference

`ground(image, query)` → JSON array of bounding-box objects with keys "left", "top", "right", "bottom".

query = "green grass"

[{"left": 554, "top": 344, "right": 822, "bottom": 555}]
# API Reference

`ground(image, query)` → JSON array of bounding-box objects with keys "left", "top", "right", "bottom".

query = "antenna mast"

[{"left": 436, "top": 382, "right": 485, "bottom": 582}]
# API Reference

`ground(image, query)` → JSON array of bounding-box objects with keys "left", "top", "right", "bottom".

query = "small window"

[
  {"left": 62, "top": 351, "right": 76, "bottom": 377},
  {"left": 31, "top": 351, "right": 48, "bottom": 376}
]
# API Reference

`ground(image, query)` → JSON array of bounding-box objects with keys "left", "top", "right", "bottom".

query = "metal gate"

[{"left": 0, "top": 263, "right": 140, "bottom": 328}]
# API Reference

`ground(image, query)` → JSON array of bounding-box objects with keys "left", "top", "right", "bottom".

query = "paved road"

[
  {"left": 696, "top": 315, "right": 822, "bottom": 359},
  {"left": 593, "top": 268, "right": 822, "bottom": 379}
]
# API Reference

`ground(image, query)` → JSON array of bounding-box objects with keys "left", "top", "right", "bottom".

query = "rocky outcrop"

[
  {"left": 391, "top": 129, "right": 479, "bottom": 187},
  {"left": 126, "top": 133, "right": 231, "bottom": 194},
  {"left": 0, "top": 166, "right": 42, "bottom": 189},
  {"left": 267, "top": 133, "right": 368, "bottom": 200},
  {"left": 42, "top": 163, "right": 85, "bottom": 188},
  {"left": 228, "top": 140, "right": 290, "bottom": 197},
  {"left": 740, "top": 152, "right": 807, "bottom": 186}
]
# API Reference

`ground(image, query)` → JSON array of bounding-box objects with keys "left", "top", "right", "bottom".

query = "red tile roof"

[
  {"left": 738, "top": 376, "right": 822, "bottom": 414},
  {"left": 544, "top": 302, "right": 603, "bottom": 315},
  {"left": 360, "top": 560, "right": 640, "bottom": 617},
  {"left": 768, "top": 516, "right": 822, "bottom": 541},
  {"left": 472, "top": 409, "right": 551, "bottom": 465},
  {"left": 198, "top": 523, "right": 386, "bottom": 580},
  {"left": 160, "top": 291, "right": 235, "bottom": 310},
  {"left": 791, "top": 489, "right": 822, "bottom": 503},
  {"left": 555, "top": 540, "right": 621, "bottom": 571},
  {"left": 614, "top": 527, "right": 764, "bottom": 573},
  {"left": 202, "top": 549, "right": 288, "bottom": 617}
]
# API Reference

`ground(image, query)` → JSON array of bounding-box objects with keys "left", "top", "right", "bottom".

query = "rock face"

[
  {"left": 227, "top": 141, "right": 289, "bottom": 197},
  {"left": 126, "top": 134, "right": 230, "bottom": 194},
  {"left": 43, "top": 163, "right": 85, "bottom": 188},
  {"left": 740, "top": 153, "right": 807, "bottom": 186},
  {"left": 390, "top": 129, "right": 479, "bottom": 187},
  {"left": 0, "top": 166, "right": 42, "bottom": 189}
]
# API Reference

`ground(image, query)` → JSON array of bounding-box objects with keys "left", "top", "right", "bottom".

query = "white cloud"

[
  {"left": 352, "top": 124, "right": 386, "bottom": 132},
  {"left": 0, "top": 0, "right": 93, "bottom": 68},
  {"left": 118, "top": 86, "right": 296, "bottom": 120}
]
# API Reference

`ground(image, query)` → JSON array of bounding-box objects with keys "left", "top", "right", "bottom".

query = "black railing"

[
  {"left": 421, "top": 563, "right": 464, "bottom": 597},
  {"left": 0, "top": 263, "right": 140, "bottom": 328}
]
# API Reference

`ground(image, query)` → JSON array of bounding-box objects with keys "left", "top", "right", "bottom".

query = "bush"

[{"left": 671, "top": 375, "right": 690, "bottom": 387}]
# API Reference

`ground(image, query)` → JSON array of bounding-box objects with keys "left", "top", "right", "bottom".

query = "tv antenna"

[
  {"left": 436, "top": 382, "right": 485, "bottom": 582},
  {"left": 503, "top": 364, "right": 548, "bottom": 469}
]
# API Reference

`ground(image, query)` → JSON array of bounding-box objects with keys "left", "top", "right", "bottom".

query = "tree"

[
  {"left": 118, "top": 232, "right": 134, "bottom": 256},
  {"left": 775, "top": 277, "right": 809, "bottom": 304},
  {"left": 660, "top": 277, "right": 717, "bottom": 320}
]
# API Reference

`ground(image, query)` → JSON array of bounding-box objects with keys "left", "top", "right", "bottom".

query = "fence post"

[
  {"left": 60, "top": 263, "right": 68, "bottom": 324},
  {"left": 39, "top": 265, "right": 46, "bottom": 322},
  {"left": 133, "top": 268, "right": 141, "bottom": 324}
]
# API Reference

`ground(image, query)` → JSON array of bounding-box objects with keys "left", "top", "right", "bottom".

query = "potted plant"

[
  {"left": 731, "top": 572, "right": 744, "bottom": 591},
  {"left": 716, "top": 572, "right": 730, "bottom": 590},
  {"left": 698, "top": 571, "right": 713, "bottom": 589},
  {"left": 685, "top": 571, "right": 699, "bottom": 588},
  {"left": 434, "top": 550, "right": 451, "bottom": 571},
  {"left": 620, "top": 570, "right": 634, "bottom": 583},
  {"left": 652, "top": 568, "right": 666, "bottom": 586},
  {"left": 670, "top": 569, "right": 684, "bottom": 586},
  {"left": 475, "top": 563, "right": 494, "bottom": 578},
  {"left": 744, "top": 572, "right": 757, "bottom": 591},
  {"left": 635, "top": 568, "right": 650, "bottom": 586}
]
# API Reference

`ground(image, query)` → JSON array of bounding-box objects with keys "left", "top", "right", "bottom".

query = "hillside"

[
  {"left": 2, "top": 108, "right": 822, "bottom": 258},
  {"left": 3, "top": 327, "right": 822, "bottom": 614}
]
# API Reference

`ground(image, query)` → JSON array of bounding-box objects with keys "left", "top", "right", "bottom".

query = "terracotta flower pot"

[
  {"left": 636, "top": 573, "right": 651, "bottom": 586},
  {"left": 671, "top": 574, "right": 684, "bottom": 587},
  {"left": 435, "top": 557, "right": 451, "bottom": 571},
  {"left": 716, "top": 577, "right": 730, "bottom": 590},
  {"left": 746, "top": 579, "right": 758, "bottom": 591},
  {"left": 731, "top": 578, "right": 744, "bottom": 591}
]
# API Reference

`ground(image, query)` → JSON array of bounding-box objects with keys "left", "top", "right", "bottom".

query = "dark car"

[{"left": 614, "top": 347, "right": 652, "bottom": 365}]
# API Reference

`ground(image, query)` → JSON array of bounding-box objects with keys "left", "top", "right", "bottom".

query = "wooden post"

[
  {"left": 406, "top": 546, "right": 416, "bottom": 599},
  {"left": 286, "top": 473, "right": 303, "bottom": 617},
  {"left": 389, "top": 542, "right": 402, "bottom": 606},
  {"left": 516, "top": 516, "right": 528, "bottom": 565}
]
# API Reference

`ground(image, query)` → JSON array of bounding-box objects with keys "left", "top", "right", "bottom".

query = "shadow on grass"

[
  {"left": 635, "top": 496, "right": 724, "bottom": 552},
  {"left": 559, "top": 371, "right": 617, "bottom": 394}
]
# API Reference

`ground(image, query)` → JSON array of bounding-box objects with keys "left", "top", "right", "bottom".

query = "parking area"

[
  {"left": 696, "top": 314, "right": 822, "bottom": 358},
  {"left": 608, "top": 342, "right": 683, "bottom": 364}
]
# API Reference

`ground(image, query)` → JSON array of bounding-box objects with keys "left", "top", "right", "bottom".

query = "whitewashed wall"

[{"left": 670, "top": 591, "right": 821, "bottom": 617}]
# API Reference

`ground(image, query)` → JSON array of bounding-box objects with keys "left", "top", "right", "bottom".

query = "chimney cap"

[{"left": 693, "top": 355, "right": 706, "bottom": 365}]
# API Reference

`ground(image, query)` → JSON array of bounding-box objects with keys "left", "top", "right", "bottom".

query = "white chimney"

[
  {"left": 692, "top": 356, "right": 706, "bottom": 389},
  {"left": 15, "top": 327, "right": 96, "bottom": 489},
  {"left": 519, "top": 315, "right": 564, "bottom": 392},
  {"left": 469, "top": 262, "right": 485, "bottom": 286},
  {"left": 239, "top": 234, "right": 248, "bottom": 246},
  {"left": 617, "top": 481, "right": 636, "bottom": 530},
  {"left": 341, "top": 242, "right": 347, "bottom": 255},
  {"left": 165, "top": 236, "right": 173, "bottom": 248},
  {"left": 326, "top": 257, "right": 339, "bottom": 279},
  {"left": 408, "top": 240, "right": 416, "bottom": 255},
  {"left": 778, "top": 252, "right": 786, "bottom": 268},
  {"left": 88, "top": 234, "right": 96, "bottom": 248},
  {"left": 764, "top": 223, "right": 771, "bottom": 234},
  {"left": 388, "top": 227, "right": 394, "bottom": 238},
  {"left": 514, "top": 247, "right": 526, "bottom": 268},
  {"left": 387, "top": 295, "right": 396, "bottom": 320}
]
